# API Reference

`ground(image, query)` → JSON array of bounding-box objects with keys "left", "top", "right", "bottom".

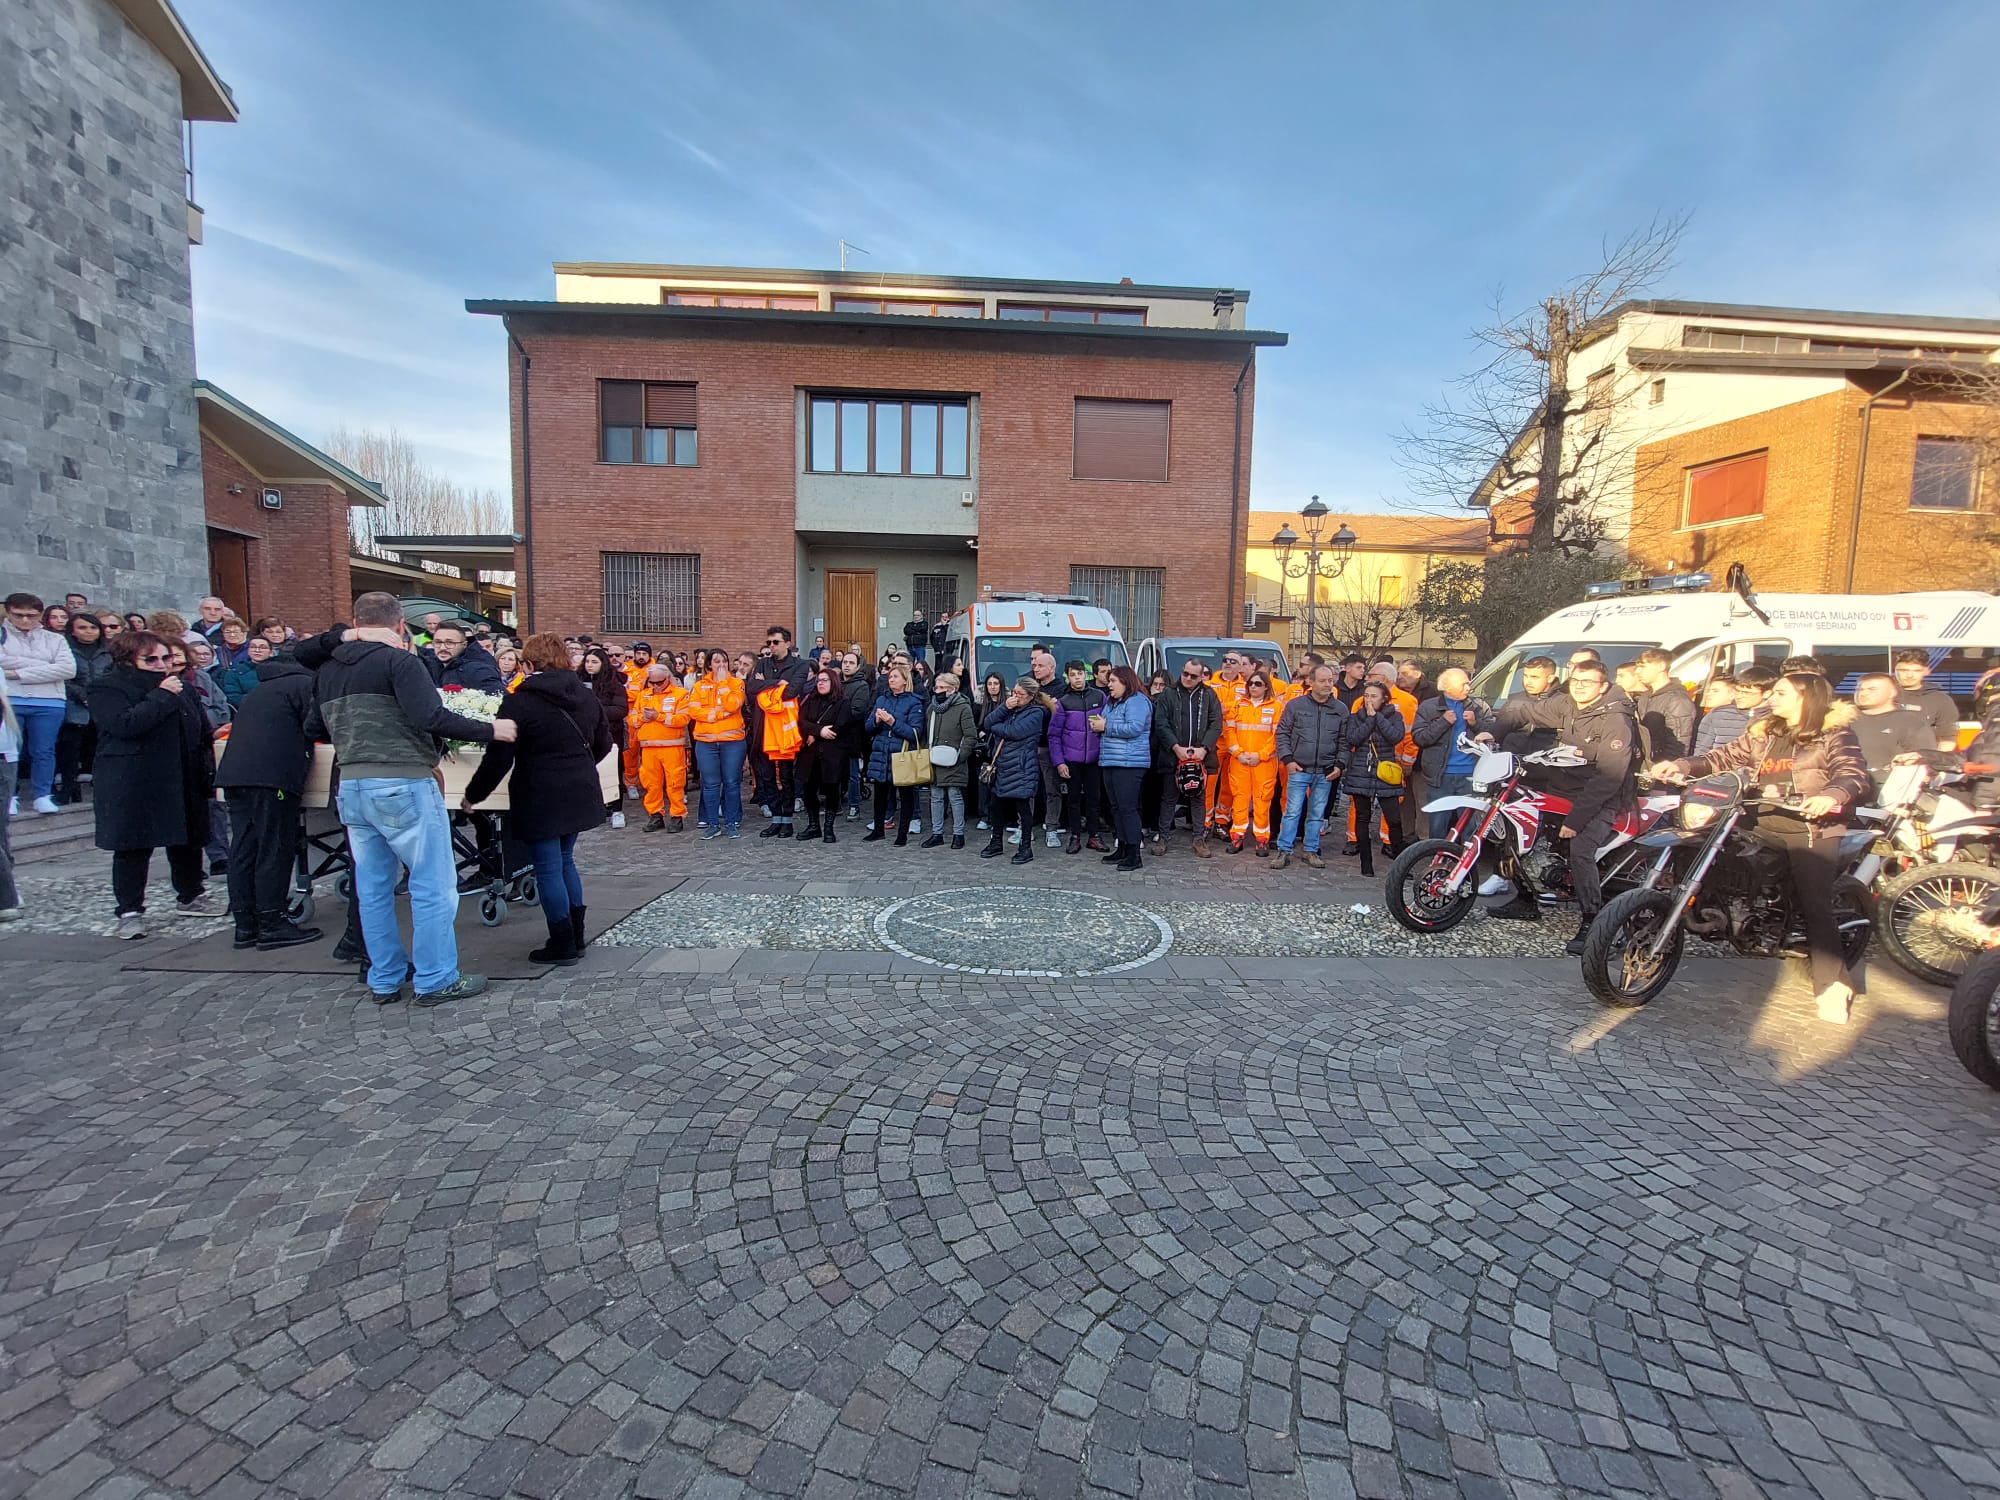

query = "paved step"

[{"left": 10, "top": 796, "right": 98, "bottom": 866}]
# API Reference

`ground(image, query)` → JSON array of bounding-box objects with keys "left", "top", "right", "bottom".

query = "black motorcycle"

[
  {"left": 1946, "top": 893, "right": 2000, "bottom": 1089},
  {"left": 1580, "top": 771, "right": 1872, "bottom": 1007}
]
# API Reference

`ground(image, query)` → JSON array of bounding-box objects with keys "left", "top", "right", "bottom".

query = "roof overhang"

[
  {"left": 467, "top": 300, "right": 1287, "bottom": 348},
  {"left": 194, "top": 381, "right": 386, "bottom": 506},
  {"left": 1625, "top": 346, "right": 1992, "bottom": 377},
  {"left": 372, "top": 534, "right": 523, "bottom": 575},
  {"left": 552, "top": 263, "right": 1249, "bottom": 304},
  {"left": 110, "top": 0, "right": 237, "bottom": 121}
]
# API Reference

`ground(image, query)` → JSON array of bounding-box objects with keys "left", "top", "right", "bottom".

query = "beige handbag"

[{"left": 891, "top": 747, "right": 933, "bottom": 786}]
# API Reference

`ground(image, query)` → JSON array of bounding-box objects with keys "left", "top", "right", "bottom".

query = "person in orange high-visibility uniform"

[
  {"left": 684, "top": 655, "right": 747, "bottom": 836},
  {"left": 628, "top": 663, "right": 688, "bottom": 831},
  {"left": 1345, "top": 658, "right": 1418, "bottom": 852},
  {"left": 1207, "top": 650, "right": 1250, "bottom": 836},
  {"left": 620, "top": 642, "right": 656, "bottom": 793},
  {"left": 755, "top": 682, "right": 803, "bottom": 838},
  {"left": 1222, "top": 671, "right": 1282, "bottom": 854}
]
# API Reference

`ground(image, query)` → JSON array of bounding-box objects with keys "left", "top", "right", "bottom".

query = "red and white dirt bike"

[{"left": 1384, "top": 735, "right": 1680, "bottom": 934}]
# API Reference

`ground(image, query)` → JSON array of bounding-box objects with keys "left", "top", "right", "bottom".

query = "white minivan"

[
  {"left": 943, "top": 594, "right": 1129, "bottom": 702},
  {"left": 1469, "top": 576, "right": 1999, "bottom": 738}
]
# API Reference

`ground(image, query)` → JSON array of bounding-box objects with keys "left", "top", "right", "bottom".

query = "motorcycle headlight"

[{"left": 1680, "top": 802, "right": 1719, "bottom": 831}]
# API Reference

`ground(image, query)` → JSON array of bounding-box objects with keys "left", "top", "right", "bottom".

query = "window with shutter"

[
  {"left": 601, "top": 380, "right": 697, "bottom": 466},
  {"left": 1073, "top": 398, "right": 1170, "bottom": 482},
  {"left": 1683, "top": 451, "right": 1767, "bottom": 527}
]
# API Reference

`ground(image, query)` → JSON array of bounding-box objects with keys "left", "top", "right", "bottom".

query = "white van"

[
  {"left": 944, "top": 594, "right": 1129, "bottom": 701},
  {"left": 1133, "top": 637, "right": 1292, "bottom": 687},
  {"left": 1469, "top": 576, "right": 1999, "bottom": 736}
]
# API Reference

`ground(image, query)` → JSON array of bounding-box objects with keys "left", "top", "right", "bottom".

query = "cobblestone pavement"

[{"left": 4, "top": 829, "right": 2000, "bottom": 1500}]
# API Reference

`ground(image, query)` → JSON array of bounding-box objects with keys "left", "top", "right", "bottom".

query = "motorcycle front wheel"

[
  {"left": 1385, "top": 839, "right": 1480, "bottom": 934},
  {"left": 1581, "top": 888, "right": 1684, "bottom": 1007},
  {"left": 1872, "top": 861, "right": 1998, "bottom": 987},
  {"left": 1946, "top": 947, "right": 2000, "bottom": 1090}
]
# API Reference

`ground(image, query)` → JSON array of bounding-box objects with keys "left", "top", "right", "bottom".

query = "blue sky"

[{"left": 182, "top": 0, "right": 2000, "bottom": 512}]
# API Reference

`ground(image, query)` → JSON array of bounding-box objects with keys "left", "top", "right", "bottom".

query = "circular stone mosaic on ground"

[{"left": 872, "top": 885, "right": 1174, "bottom": 976}]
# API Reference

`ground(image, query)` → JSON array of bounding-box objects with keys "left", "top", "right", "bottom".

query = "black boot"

[
  {"left": 1010, "top": 846, "right": 1034, "bottom": 865},
  {"left": 920, "top": 833, "right": 946, "bottom": 848},
  {"left": 255, "top": 911, "right": 322, "bottom": 950},
  {"left": 645, "top": 812, "right": 666, "bottom": 831},
  {"left": 1485, "top": 896, "right": 1541, "bottom": 923},
  {"left": 863, "top": 828, "right": 885, "bottom": 842},
  {"left": 1565, "top": 915, "right": 1593, "bottom": 957},
  {"left": 233, "top": 914, "right": 259, "bottom": 950},
  {"left": 822, "top": 827, "right": 836, "bottom": 844},
  {"left": 569, "top": 905, "right": 587, "bottom": 950},
  {"left": 799, "top": 821, "right": 821, "bottom": 841},
  {"left": 951, "top": 834, "right": 965, "bottom": 850},
  {"left": 760, "top": 822, "right": 790, "bottom": 839},
  {"left": 1100, "top": 844, "right": 1124, "bottom": 864},
  {"left": 980, "top": 835, "right": 1005, "bottom": 859},
  {"left": 529, "top": 918, "right": 580, "bottom": 967},
  {"left": 1115, "top": 849, "right": 1143, "bottom": 872}
]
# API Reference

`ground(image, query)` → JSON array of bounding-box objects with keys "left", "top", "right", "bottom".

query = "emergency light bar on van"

[{"left": 1583, "top": 572, "right": 1714, "bottom": 598}]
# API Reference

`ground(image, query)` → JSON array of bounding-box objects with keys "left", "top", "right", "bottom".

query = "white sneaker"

[
  {"left": 0, "top": 906, "right": 22, "bottom": 923},
  {"left": 759, "top": 805, "right": 773, "bottom": 818},
  {"left": 624, "top": 783, "right": 640, "bottom": 799},
  {"left": 1478, "top": 875, "right": 1512, "bottom": 898},
  {"left": 116, "top": 912, "right": 148, "bottom": 941},
  {"left": 976, "top": 819, "right": 989, "bottom": 830},
  {"left": 1046, "top": 828, "right": 1062, "bottom": 848},
  {"left": 610, "top": 812, "right": 626, "bottom": 829},
  {"left": 173, "top": 892, "right": 215, "bottom": 916},
  {"left": 6, "top": 797, "right": 14, "bottom": 816},
  {"left": 909, "top": 820, "right": 921, "bottom": 834},
  {"left": 1008, "top": 828, "right": 1022, "bottom": 845},
  {"left": 34, "top": 796, "right": 60, "bottom": 815}
]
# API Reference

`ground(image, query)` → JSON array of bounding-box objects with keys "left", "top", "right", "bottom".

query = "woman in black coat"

[
  {"left": 462, "top": 633, "right": 614, "bottom": 967},
  {"left": 978, "top": 678, "right": 1052, "bottom": 865},
  {"left": 580, "top": 646, "right": 629, "bottom": 829},
  {"left": 88, "top": 630, "right": 215, "bottom": 937},
  {"left": 1340, "top": 680, "right": 1409, "bottom": 877},
  {"left": 795, "top": 664, "right": 856, "bottom": 844}
]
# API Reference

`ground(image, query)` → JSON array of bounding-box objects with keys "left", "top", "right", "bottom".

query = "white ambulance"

[
  {"left": 1469, "top": 572, "right": 1999, "bottom": 735},
  {"left": 942, "top": 594, "right": 1129, "bottom": 701}
]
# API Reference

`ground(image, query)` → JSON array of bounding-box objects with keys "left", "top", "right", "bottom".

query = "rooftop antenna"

[{"left": 839, "top": 239, "right": 870, "bottom": 272}]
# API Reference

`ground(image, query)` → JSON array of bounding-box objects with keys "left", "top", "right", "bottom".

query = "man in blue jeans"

[
  {"left": 2, "top": 593, "right": 77, "bottom": 813},
  {"left": 1270, "top": 664, "right": 1348, "bottom": 871},
  {"left": 300, "top": 593, "right": 516, "bottom": 1005}
]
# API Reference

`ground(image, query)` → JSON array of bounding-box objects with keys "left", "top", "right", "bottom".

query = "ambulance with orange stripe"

[{"left": 943, "top": 593, "right": 1129, "bottom": 704}]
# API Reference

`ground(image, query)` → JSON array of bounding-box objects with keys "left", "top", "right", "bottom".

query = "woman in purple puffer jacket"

[{"left": 1046, "top": 659, "right": 1107, "bottom": 854}]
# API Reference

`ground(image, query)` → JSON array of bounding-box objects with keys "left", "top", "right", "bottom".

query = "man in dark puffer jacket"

[{"left": 215, "top": 654, "right": 324, "bottom": 952}]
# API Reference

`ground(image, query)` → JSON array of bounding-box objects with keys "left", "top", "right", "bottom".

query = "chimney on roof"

[{"left": 1119, "top": 277, "right": 1133, "bottom": 285}]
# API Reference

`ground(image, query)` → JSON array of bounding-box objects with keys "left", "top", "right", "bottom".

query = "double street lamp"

[{"left": 1270, "top": 496, "right": 1357, "bottom": 652}]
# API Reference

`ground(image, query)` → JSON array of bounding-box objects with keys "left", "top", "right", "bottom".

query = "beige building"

[{"left": 1242, "top": 510, "right": 1489, "bottom": 666}]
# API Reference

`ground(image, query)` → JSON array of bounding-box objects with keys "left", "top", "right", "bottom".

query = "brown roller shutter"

[
  {"left": 1073, "top": 398, "right": 1170, "bottom": 482},
  {"left": 1684, "top": 451, "right": 1766, "bottom": 527},
  {"left": 600, "top": 380, "right": 643, "bottom": 425},
  {"left": 644, "top": 382, "right": 697, "bottom": 427}
]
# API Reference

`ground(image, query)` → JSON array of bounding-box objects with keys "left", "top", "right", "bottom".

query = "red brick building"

[
  {"left": 196, "top": 381, "right": 384, "bottom": 627},
  {"left": 467, "top": 265, "right": 1284, "bottom": 654}
]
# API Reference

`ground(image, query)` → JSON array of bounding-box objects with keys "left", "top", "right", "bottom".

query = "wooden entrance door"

[
  {"left": 824, "top": 569, "right": 877, "bottom": 657},
  {"left": 207, "top": 529, "right": 250, "bottom": 621}
]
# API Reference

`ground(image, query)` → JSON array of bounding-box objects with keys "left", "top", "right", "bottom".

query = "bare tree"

[
  {"left": 1314, "top": 561, "right": 1420, "bottom": 658},
  {"left": 322, "top": 426, "right": 511, "bottom": 560},
  {"left": 1399, "top": 214, "right": 1689, "bottom": 552}
]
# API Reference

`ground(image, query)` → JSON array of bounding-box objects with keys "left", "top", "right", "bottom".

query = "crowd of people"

[{"left": 2, "top": 585, "right": 1989, "bottom": 1024}]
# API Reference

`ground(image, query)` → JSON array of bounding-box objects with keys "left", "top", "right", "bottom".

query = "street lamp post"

[{"left": 1270, "top": 496, "right": 1357, "bottom": 654}]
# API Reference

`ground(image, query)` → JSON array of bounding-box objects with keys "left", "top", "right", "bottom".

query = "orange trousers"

[
  {"left": 639, "top": 743, "right": 687, "bottom": 818},
  {"left": 1227, "top": 758, "right": 1277, "bottom": 844},
  {"left": 622, "top": 736, "right": 642, "bottom": 789}
]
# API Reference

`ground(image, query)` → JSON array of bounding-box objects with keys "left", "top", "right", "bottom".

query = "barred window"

[
  {"left": 1070, "top": 565, "right": 1162, "bottom": 642},
  {"left": 912, "top": 574, "right": 958, "bottom": 620},
  {"left": 602, "top": 551, "right": 700, "bottom": 634}
]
